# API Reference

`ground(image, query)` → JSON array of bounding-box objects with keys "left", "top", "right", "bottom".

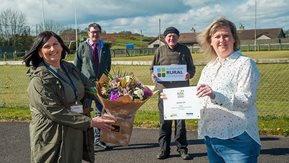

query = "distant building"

[
  {"left": 178, "top": 32, "right": 199, "bottom": 48},
  {"left": 147, "top": 36, "right": 165, "bottom": 48},
  {"left": 238, "top": 28, "right": 286, "bottom": 44},
  {"left": 147, "top": 32, "right": 199, "bottom": 49},
  {"left": 61, "top": 29, "right": 76, "bottom": 43},
  {"left": 147, "top": 28, "right": 287, "bottom": 48},
  {"left": 239, "top": 28, "right": 285, "bottom": 40}
]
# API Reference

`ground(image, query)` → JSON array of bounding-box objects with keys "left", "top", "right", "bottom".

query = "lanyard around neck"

[{"left": 43, "top": 62, "right": 78, "bottom": 102}]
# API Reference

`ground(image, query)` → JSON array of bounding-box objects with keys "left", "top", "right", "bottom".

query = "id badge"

[{"left": 70, "top": 104, "right": 83, "bottom": 113}]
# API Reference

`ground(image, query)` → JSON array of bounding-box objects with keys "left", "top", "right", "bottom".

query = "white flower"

[
  {"left": 134, "top": 88, "right": 144, "bottom": 100},
  {"left": 125, "top": 76, "right": 131, "bottom": 82}
]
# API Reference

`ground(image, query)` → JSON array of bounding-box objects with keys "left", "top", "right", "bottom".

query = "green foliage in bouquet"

[{"left": 99, "top": 69, "right": 153, "bottom": 101}]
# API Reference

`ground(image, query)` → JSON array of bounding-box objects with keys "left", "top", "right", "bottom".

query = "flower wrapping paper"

[{"left": 97, "top": 74, "right": 154, "bottom": 146}]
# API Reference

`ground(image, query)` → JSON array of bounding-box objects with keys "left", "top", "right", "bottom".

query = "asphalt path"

[{"left": 1, "top": 122, "right": 289, "bottom": 163}]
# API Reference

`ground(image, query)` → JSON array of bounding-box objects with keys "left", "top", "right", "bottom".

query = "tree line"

[{"left": 0, "top": 8, "right": 68, "bottom": 53}]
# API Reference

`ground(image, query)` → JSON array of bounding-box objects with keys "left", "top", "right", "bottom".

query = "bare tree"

[
  {"left": 0, "top": 8, "right": 28, "bottom": 46},
  {"left": 35, "top": 20, "right": 65, "bottom": 35}
]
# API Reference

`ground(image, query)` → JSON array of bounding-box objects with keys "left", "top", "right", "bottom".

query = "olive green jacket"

[{"left": 27, "top": 61, "right": 95, "bottom": 163}]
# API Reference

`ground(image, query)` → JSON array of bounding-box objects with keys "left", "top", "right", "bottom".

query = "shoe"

[
  {"left": 178, "top": 149, "right": 190, "bottom": 160},
  {"left": 105, "top": 143, "right": 113, "bottom": 150},
  {"left": 157, "top": 151, "right": 170, "bottom": 159},
  {"left": 94, "top": 141, "right": 111, "bottom": 151}
]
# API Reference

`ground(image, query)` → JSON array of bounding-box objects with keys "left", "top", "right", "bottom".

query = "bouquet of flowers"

[
  {"left": 96, "top": 71, "right": 154, "bottom": 146},
  {"left": 99, "top": 72, "right": 153, "bottom": 102}
]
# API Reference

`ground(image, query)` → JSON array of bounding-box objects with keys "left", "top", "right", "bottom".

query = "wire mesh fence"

[
  {"left": 1, "top": 42, "right": 289, "bottom": 60},
  {"left": 0, "top": 61, "right": 288, "bottom": 117}
]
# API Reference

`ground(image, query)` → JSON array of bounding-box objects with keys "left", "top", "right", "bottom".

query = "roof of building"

[
  {"left": 148, "top": 28, "right": 286, "bottom": 46},
  {"left": 148, "top": 32, "right": 199, "bottom": 45},
  {"left": 178, "top": 32, "right": 199, "bottom": 44},
  {"left": 238, "top": 28, "right": 285, "bottom": 40}
]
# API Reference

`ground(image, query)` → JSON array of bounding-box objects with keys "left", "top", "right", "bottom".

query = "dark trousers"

[
  {"left": 158, "top": 96, "right": 188, "bottom": 153},
  {"left": 85, "top": 98, "right": 103, "bottom": 144}
]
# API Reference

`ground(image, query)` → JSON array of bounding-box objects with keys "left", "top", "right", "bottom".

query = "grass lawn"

[{"left": 1, "top": 50, "right": 289, "bottom": 136}]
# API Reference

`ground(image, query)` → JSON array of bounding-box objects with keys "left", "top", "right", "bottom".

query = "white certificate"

[
  {"left": 153, "top": 65, "right": 187, "bottom": 82},
  {"left": 163, "top": 86, "right": 202, "bottom": 120}
]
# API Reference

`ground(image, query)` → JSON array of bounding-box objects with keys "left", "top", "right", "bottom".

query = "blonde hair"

[{"left": 197, "top": 17, "right": 240, "bottom": 62}]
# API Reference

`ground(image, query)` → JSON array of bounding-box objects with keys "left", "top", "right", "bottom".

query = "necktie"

[{"left": 93, "top": 44, "right": 99, "bottom": 68}]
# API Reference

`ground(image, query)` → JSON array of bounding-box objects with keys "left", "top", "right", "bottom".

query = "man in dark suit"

[{"left": 74, "top": 23, "right": 111, "bottom": 151}]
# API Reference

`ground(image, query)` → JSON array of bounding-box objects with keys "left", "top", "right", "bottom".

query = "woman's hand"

[
  {"left": 91, "top": 116, "right": 116, "bottom": 131},
  {"left": 196, "top": 84, "right": 215, "bottom": 99},
  {"left": 151, "top": 73, "right": 156, "bottom": 83},
  {"left": 160, "top": 92, "right": 167, "bottom": 99}
]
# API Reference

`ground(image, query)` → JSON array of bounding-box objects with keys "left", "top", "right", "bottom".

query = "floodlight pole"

[
  {"left": 41, "top": 0, "right": 45, "bottom": 31},
  {"left": 158, "top": 18, "right": 161, "bottom": 46},
  {"left": 74, "top": 0, "right": 78, "bottom": 50},
  {"left": 254, "top": 0, "right": 257, "bottom": 51},
  {"left": 140, "top": 29, "right": 142, "bottom": 48}
]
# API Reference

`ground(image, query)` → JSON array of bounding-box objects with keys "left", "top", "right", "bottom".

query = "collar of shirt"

[
  {"left": 86, "top": 39, "right": 106, "bottom": 50},
  {"left": 90, "top": 42, "right": 98, "bottom": 47},
  {"left": 213, "top": 50, "right": 241, "bottom": 66},
  {"left": 86, "top": 39, "right": 97, "bottom": 47}
]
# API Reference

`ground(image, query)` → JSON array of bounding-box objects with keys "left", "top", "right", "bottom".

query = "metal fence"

[
  {"left": 240, "top": 43, "right": 289, "bottom": 51},
  {"left": 0, "top": 60, "right": 288, "bottom": 117},
  {"left": 1, "top": 43, "right": 289, "bottom": 60}
]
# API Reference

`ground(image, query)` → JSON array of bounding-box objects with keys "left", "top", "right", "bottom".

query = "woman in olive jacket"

[{"left": 23, "top": 31, "right": 115, "bottom": 163}]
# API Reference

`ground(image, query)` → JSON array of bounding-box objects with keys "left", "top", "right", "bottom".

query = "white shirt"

[{"left": 197, "top": 50, "right": 261, "bottom": 145}]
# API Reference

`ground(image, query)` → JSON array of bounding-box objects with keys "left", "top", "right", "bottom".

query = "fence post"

[
  {"left": 125, "top": 49, "right": 130, "bottom": 56},
  {"left": 3, "top": 52, "right": 7, "bottom": 61},
  {"left": 13, "top": 51, "right": 17, "bottom": 60},
  {"left": 111, "top": 49, "right": 115, "bottom": 57}
]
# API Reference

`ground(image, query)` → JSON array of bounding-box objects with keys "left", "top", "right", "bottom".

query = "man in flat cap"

[{"left": 150, "top": 26, "right": 196, "bottom": 160}]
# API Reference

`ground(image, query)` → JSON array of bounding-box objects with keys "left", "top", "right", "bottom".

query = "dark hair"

[
  {"left": 88, "top": 23, "right": 102, "bottom": 32},
  {"left": 23, "top": 31, "right": 69, "bottom": 68}
]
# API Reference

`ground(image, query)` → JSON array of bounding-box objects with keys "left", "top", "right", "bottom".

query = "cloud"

[
  {"left": 0, "top": 0, "right": 288, "bottom": 36},
  {"left": 235, "top": 0, "right": 289, "bottom": 29}
]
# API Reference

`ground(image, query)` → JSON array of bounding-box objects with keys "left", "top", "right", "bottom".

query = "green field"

[{"left": 0, "top": 51, "right": 289, "bottom": 136}]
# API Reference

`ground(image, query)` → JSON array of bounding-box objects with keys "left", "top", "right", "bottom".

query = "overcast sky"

[{"left": 1, "top": 0, "right": 289, "bottom": 36}]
